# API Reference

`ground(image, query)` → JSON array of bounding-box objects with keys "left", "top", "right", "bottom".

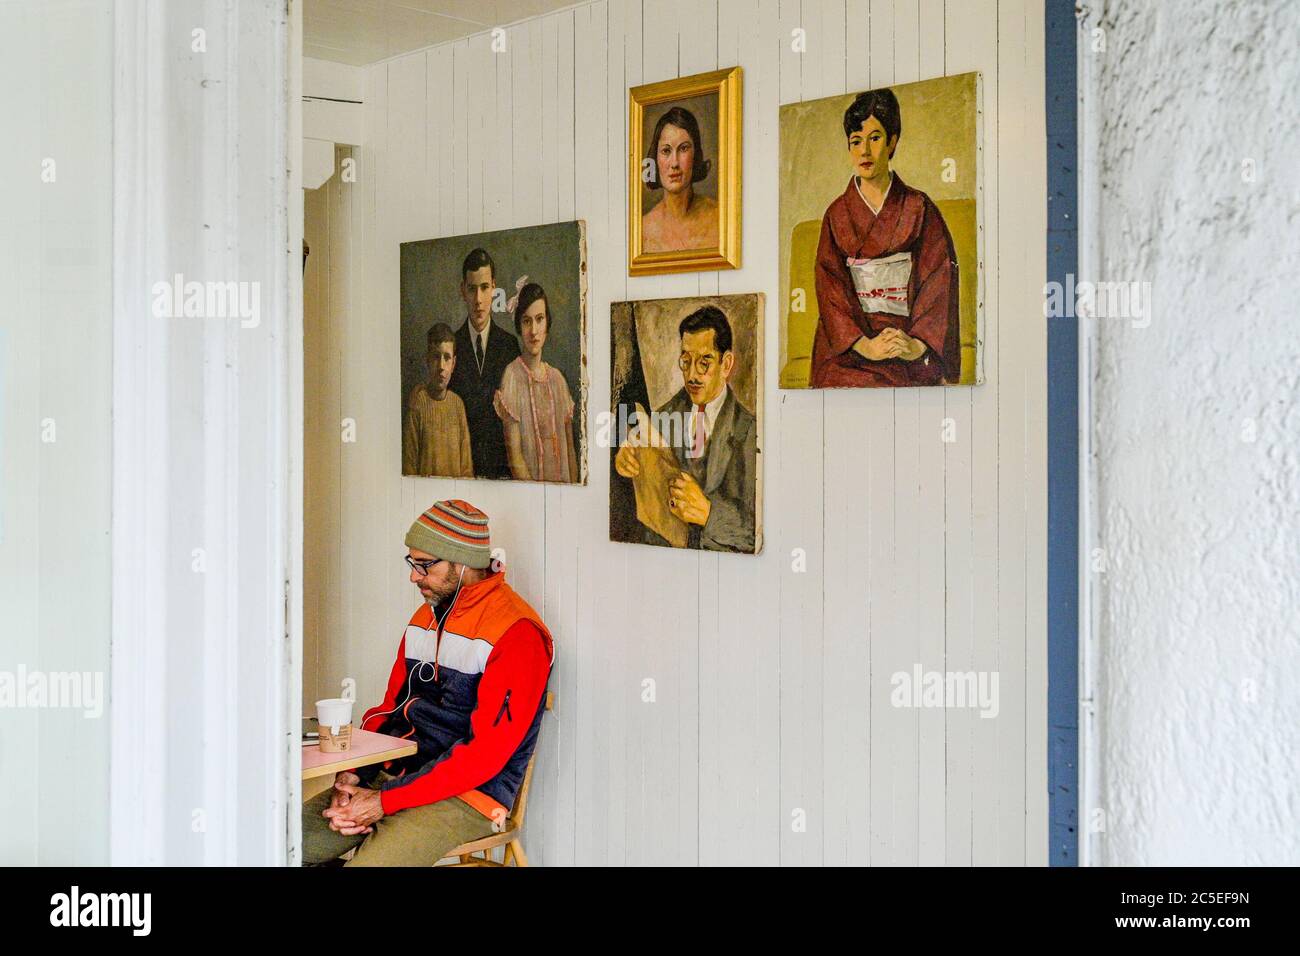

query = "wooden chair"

[{"left": 439, "top": 691, "right": 552, "bottom": 867}]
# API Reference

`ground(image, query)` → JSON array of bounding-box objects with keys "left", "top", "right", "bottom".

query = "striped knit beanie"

[{"left": 405, "top": 499, "right": 492, "bottom": 569}]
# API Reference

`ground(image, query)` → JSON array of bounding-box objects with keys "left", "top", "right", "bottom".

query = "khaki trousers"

[{"left": 302, "top": 771, "right": 496, "bottom": 867}]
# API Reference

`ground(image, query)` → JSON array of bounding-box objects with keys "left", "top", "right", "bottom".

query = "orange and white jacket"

[{"left": 357, "top": 570, "right": 554, "bottom": 821}]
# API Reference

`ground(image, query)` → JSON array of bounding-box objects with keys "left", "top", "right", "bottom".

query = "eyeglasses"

[{"left": 405, "top": 554, "right": 447, "bottom": 576}]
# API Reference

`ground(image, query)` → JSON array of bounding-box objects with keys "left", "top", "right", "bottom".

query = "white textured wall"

[
  {"left": 1084, "top": 0, "right": 1300, "bottom": 865},
  {"left": 0, "top": 0, "right": 112, "bottom": 866},
  {"left": 304, "top": 0, "right": 1047, "bottom": 865}
]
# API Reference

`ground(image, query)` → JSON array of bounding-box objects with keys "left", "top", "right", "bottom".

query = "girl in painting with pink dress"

[{"left": 494, "top": 281, "right": 580, "bottom": 483}]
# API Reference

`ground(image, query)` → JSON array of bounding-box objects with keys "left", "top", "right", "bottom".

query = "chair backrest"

[{"left": 506, "top": 691, "right": 553, "bottom": 828}]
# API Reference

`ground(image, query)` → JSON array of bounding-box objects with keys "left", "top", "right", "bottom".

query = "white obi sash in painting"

[{"left": 846, "top": 251, "right": 912, "bottom": 316}]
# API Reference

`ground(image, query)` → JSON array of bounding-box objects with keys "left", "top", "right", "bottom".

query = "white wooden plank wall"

[{"left": 302, "top": 0, "right": 1047, "bottom": 866}]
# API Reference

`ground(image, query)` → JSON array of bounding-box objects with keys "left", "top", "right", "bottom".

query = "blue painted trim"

[{"left": 1045, "top": 0, "right": 1079, "bottom": 866}]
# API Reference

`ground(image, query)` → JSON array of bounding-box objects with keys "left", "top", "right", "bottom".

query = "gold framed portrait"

[{"left": 628, "top": 66, "right": 742, "bottom": 276}]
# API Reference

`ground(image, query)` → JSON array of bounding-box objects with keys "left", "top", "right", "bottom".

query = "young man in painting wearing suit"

[
  {"left": 448, "top": 248, "right": 521, "bottom": 479},
  {"left": 614, "top": 305, "right": 757, "bottom": 553}
]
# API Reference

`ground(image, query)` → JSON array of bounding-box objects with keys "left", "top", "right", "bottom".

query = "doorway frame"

[{"left": 108, "top": 0, "right": 303, "bottom": 866}]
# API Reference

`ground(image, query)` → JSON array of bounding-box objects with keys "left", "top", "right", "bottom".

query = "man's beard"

[{"left": 421, "top": 581, "right": 458, "bottom": 606}]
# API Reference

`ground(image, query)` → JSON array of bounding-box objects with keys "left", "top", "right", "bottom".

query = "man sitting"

[{"left": 302, "top": 499, "right": 554, "bottom": 866}]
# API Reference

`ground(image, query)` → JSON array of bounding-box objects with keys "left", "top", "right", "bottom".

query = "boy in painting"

[
  {"left": 403, "top": 323, "right": 474, "bottom": 478},
  {"left": 494, "top": 283, "right": 580, "bottom": 483},
  {"left": 810, "top": 87, "right": 960, "bottom": 388},
  {"left": 641, "top": 106, "right": 719, "bottom": 253}
]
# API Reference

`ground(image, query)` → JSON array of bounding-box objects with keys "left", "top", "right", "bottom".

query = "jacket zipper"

[{"left": 493, "top": 690, "right": 513, "bottom": 726}]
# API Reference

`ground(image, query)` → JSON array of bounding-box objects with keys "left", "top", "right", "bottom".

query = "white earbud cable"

[{"left": 360, "top": 564, "right": 467, "bottom": 730}]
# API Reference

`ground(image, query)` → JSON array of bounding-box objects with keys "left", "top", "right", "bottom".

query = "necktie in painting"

[
  {"left": 690, "top": 404, "right": 706, "bottom": 459},
  {"left": 474, "top": 332, "right": 484, "bottom": 374}
]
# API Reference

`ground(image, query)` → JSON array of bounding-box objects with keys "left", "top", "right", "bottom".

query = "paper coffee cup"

[{"left": 316, "top": 698, "right": 354, "bottom": 753}]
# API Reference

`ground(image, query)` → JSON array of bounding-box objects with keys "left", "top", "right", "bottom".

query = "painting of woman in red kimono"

[{"left": 810, "top": 88, "right": 961, "bottom": 388}]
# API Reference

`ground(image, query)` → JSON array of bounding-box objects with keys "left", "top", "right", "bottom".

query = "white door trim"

[{"left": 109, "top": 0, "right": 301, "bottom": 866}]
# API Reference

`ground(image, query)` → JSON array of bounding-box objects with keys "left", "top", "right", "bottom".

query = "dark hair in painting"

[
  {"left": 678, "top": 304, "right": 732, "bottom": 355},
  {"left": 461, "top": 247, "right": 496, "bottom": 282},
  {"left": 843, "top": 87, "right": 902, "bottom": 155},
  {"left": 426, "top": 322, "right": 456, "bottom": 354},
  {"left": 644, "top": 106, "right": 712, "bottom": 190},
  {"left": 513, "top": 282, "right": 551, "bottom": 335}
]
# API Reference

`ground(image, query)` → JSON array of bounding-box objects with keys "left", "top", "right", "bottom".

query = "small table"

[{"left": 302, "top": 728, "right": 418, "bottom": 798}]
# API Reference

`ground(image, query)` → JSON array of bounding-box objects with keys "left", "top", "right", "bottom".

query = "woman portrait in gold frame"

[{"left": 628, "top": 66, "right": 742, "bottom": 276}]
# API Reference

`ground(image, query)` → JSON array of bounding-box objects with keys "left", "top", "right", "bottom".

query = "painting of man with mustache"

[{"left": 610, "top": 294, "right": 762, "bottom": 554}]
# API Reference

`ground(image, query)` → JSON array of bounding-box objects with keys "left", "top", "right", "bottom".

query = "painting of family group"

[
  {"left": 779, "top": 72, "right": 981, "bottom": 389},
  {"left": 610, "top": 294, "right": 762, "bottom": 555},
  {"left": 399, "top": 221, "right": 587, "bottom": 483}
]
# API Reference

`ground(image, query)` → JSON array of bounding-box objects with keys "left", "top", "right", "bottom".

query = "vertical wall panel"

[
  {"left": 387, "top": 53, "right": 429, "bottom": 637},
  {"left": 1021, "top": 0, "right": 1049, "bottom": 868},
  {"left": 821, "top": 0, "right": 875, "bottom": 868},
  {"left": 599, "top": 0, "right": 633, "bottom": 864},
  {"left": 570, "top": 0, "right": 609, "bottom": 864},
  {"left": 941, "top": 0, "right": 986, "bottom": 868},
  {"left": 773, "top": 0, "right": 825, "bottom": 869},
  {"left": 914, "top": 0, "right": 948, "bottom": 868},
  {"left": 801, "top": 0, "right": 847, "bottom": 869},
  {"left": 862, "top": 0, "right": 903, "bottom": 866},
  {"left": 302, "top": 0, "right": 1047, "bottom": 866},
  {"left": 962, "top": 0, "right": 1003, "bottom": 867},
  {"left": 536, "top": 5, "right": 579, "bottom": 869}
]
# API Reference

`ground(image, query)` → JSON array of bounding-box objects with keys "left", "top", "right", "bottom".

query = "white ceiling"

[{"left": 304, "top": 0, "right": 579, "bottom": 66}]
